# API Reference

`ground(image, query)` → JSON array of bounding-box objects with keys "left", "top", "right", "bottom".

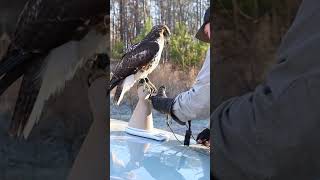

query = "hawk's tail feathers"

[
  {"left": 113, "top": 75, "right": 135, "bottom": 106},
  {"left": 113, "top": 80, "right": 123, "bottom": 105}
]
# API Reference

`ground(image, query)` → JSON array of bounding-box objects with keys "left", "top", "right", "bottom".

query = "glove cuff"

[{"left": 170, "top": 112, "right": 186, "bottom": 125}]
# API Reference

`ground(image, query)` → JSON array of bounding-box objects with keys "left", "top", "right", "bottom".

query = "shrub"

[
  {"left": 169, "top": 23, "right": 208, "bottom": 69},
  {"left": 111, "top": 40, "right": 125, "bottom": 60}
]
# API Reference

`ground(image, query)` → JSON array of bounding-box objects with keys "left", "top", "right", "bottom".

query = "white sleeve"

[{"left": 172, "top": 49, "right": 210, "bottom": 122}]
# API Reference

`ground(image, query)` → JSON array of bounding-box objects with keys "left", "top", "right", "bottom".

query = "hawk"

[
  {"left": 0, "top": 0, "right": 107, "bottom": 138},
  {"left": 110, "top": 25, "right": 171, "bottom": 105}
]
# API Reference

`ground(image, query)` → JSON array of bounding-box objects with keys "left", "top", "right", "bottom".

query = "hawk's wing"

[
  {"left": 122, "top": 41, "right": 140, "bottom": 56},
  {"left": 110, "top": 41, "right": 160, "bottom": 91},
  {"left": 13, "top": 0, "right": 106, "bottom": 52},
  {"left": 0, "top": 0, "right": 106, "bottom": 78},
  {"left": 8, "top": 34, "right": 103, "bottom": 137},
  {"left": 22, "top": 30, "right": 107, "bottom": 139}
]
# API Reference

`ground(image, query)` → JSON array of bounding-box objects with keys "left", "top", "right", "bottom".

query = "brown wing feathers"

[{"left": 109, "top": 41, "right": 159, "bottom": 92}]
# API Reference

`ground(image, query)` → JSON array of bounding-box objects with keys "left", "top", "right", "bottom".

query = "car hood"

[{"left": 110, "top": 119, "right": 210, "bottom": 180}]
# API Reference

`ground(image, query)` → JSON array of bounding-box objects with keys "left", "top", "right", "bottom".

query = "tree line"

[{"left": 111, "top": 0, "right": 210, "bottom": 69}]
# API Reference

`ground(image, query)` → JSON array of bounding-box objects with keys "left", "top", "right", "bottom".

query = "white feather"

[
  {"left": 116, "top": 74, "right": 135, "bottom": 105},
  {"left": 23, "top": 30, "right": 107, "bottom": 139}
]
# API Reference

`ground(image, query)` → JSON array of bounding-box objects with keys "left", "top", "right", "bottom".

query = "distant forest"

[
  {"left": 111, "top": 0, "right": 210, "bottom": 69},
  {"left": 212, "top": 0, "right": 302, "bottom": 108}
]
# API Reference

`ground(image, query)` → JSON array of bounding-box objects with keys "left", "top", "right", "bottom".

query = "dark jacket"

[{"left": 211, "top": 0, "right": 320, "bottom": 179}]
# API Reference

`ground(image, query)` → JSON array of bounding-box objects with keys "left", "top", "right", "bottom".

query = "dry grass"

[{"left": 123, "top": 62, "right": 200, "bottom": 108}]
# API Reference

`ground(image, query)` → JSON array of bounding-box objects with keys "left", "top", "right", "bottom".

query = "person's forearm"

[{"left": 172, "top": 85, "right": 210, "bottom": 122}]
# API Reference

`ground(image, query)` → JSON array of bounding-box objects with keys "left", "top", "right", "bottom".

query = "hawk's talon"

[
  {"left": 137, "top": 79, "right": 149, "bottom": 91},
  {"left": 144, "top": 78, "right": 157, "bottom": 95},
  {"left": 144, "top": 84, "right": 152, "bottom": 95},
  {"left": 138, "top": 78, "right": 146, "bottom": 85},
  {"left": 149, "top": 85, "right": 157, "bottom": 95},
  {"left": 137, "top": 79, "right": 152, "bottom": 99}
]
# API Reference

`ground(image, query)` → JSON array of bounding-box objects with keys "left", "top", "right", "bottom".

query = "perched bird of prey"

[
  {"left": 0, "top": 0, "right": 107, "bottom": 138},
  {"left": 110, "top": 25, "right": 171, "bottom": 105}
]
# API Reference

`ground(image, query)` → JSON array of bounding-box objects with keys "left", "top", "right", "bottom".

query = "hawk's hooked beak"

[
  {"left": 165, "top": 30, "right": 171, "bottom": 37},
  {"left": 162, "top": 25, "right": 171, "bottom": 45}
]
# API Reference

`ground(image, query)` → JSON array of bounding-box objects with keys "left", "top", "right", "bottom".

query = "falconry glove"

[
  {"left": 150, "top": 86, "right": 174, "bottom": 114},
  {"left": 150, "top": 86, "right": 186, "bottom": 125}
]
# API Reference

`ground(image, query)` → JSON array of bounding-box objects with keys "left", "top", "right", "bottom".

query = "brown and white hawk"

[
  {"left": 0, "top": 0, "right": 108, "bottom": 138},
  {"left": 109, "top": 25, "right": 171, "bottom": 105}
]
